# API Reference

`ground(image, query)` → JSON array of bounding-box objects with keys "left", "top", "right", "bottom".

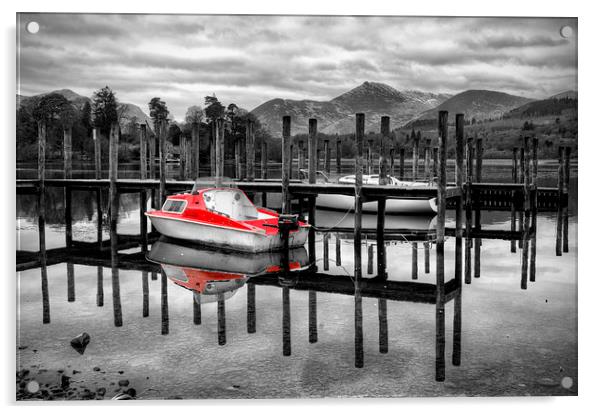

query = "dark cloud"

[{"left": 17, "top": 14, "right": 577, "bottom": 120}]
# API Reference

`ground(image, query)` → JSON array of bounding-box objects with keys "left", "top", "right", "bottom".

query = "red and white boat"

[{"left": 145, "top": 187, "right": 309, "bottom": 253}]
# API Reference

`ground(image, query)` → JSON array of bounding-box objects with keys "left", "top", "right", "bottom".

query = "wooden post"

[
  {"left": 282, "top": 286, "right": 291, "bottom": 356},
  {"left": 234, "top": 136, "right": 241, "bottom": 179},
  {"left": 412, "top": 134, "right": 419, "bottom": 181},
  {"left": 353, "top": 114, "right": 364, "bottom": 368},
  {"left": 150, "top": 123, "right": 157, "bottom": 179},
  {"left": 563, "top": 147, "right": 571, "bottom": 253},
  {"left": 64, "top": 186, "right": 72, "bottom": 248},
  {"left": 289, "top": 143, "right": 294, "bottom": 180},
  {"left": 96, "top": 188, "right": 102, "bottom": 249},
  {"left": 96, "top": 266, "right": 104, "bottom": 307},
  {"left": 377, "top": 117, "right": 389, "bottom": 279},
  {"left": 378, "top": 298, "right": 388, "bottom": 354},
  {"left": 308, "top": 119, "right": 318, "bottom": 266},
  {"left": 323, "top": 233, "right": 330, "bottom": 271},
  {"left": 520, "top": 136, "right": 532, "bottom": 290},
  {"left": 246, "top": 120, "right": 255, "bottom": 181},
  {"left": 424, "top": 242, "right": 430, "bottom": 273},
  {"left": 215, "top": 119, "right": 225, "bottom": 187},
  {"left": 474, "top": 137, "right": 483, "bottom": 279},
  {"left": 261, "top": 139, "right": 268, "bottom": 206},
  {"left": 247, "top": 283, "right": 256, "bottom": 333},
  {"left": 109, "top": 122, "right": 122, "bottom": 327},
  {"left": 142, "top": 271, "right": 149, "bottom": 318},
  {"left": 193, "top": 290, "right": 201, "bottom": 325},
  {"left": 433, "top": 148, "right": 439, "bottom": 179},
  {"left": 424, "top": 138, "right": 432, "bottom": 181},
  {"left": 511, "top": 147, "right": 518, "bottom": 253},
  {"left": 210, "top": 121, "right": 216, "bottom": 177},
  {"left": 322, "top": 140, "right": 329, "bottom": 174},
  {"left": 179, "top": 132, "right": 187, "bottom": 180},
  {"left": 411, "top": 243, "right": 418, "bottom": 279},
  {"left": 281, "top": 116, "right": 291, "bottom": 213},
  {"left": 93, "top": 127, "right": 102, "bottom": 180},
  {"left": 217, "top": 293, "right": 225, "bottom": 345},
  {"left": 191, "top": 122, "right": 200, "bottom": 179},
  {"left": 555, "top": 147, "right": 564, "bottom": 256},
  {"left": 399, "top": 147, "right": 405, "bottom": 180},
  {"left": 389, "top": 147, "right": 396, "bottom": 178},
  {"left": 309, "top": 290, "right": 317, "bottom": 343},
  {"left": 367, "top": 244, "right": 374, "bottom": 275},
  {"left": 335, "top": 234, "right": 341, "bottom": 266},
  {"left": 38, "top": 120, "right": 49, "bottom": 322},
  {"left": 159, "top": 120, "right": 167, "bottom": 205},
  {"left": 435, "top": 111, "right": 448, "bottom": 382},
  {"left": 160, "top": 269, "right": 168, "bottom": 335},
  {"left": 336, "top": 139, "right": 342, "bottom": 174},
  {"left": 367, "top": 139, "right": 374, "bottom": 175},
  {"left": 529, "top": 137, "right": 539, "bottom": 282},
  {"left": 464, "top": 137, "right": 473, "bottom": 284},
  {"left": 139, "top": 124, "right": 147, "bottom": 179},
  {"left": 139, "top": 190, "right": 148, "bottom": 252},
  {"left": 452, "top": 113, "right": 464, "bottom": 367},
  {"left": 63, "top": 126, "right": 73, "bottom": 178}
]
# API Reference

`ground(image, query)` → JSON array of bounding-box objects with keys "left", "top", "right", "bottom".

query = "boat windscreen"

[
  {"left": 202, "top": 189, "right": 258, "bottom": 220},
  {"left": 162, "top": 199, "right": 187, "bottom": 213}
]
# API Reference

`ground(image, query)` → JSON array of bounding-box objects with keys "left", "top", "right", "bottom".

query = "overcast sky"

[{"left": 17, "top": 14, "right": 577, "bottom": 121}]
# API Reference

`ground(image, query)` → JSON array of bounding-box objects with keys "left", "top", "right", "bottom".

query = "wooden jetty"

[{"left": 16, "top": 110, "right": 572, "bottom": 381}]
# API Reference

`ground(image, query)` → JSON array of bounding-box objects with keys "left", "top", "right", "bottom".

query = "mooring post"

[
  {"left": 246, "top": 119, "right": 255, "bottom": 181},
  {"left": 399, "top": 147, "right": 405, "bottom": 181},
  {"left": 555, "top": 147, "right": 564, "bottom": 256},
  {"left": 377, "top": 116, "right": 389, "bottom": 279},
  {"left": 367, "top": 244, "right": 374, "bottom": 275},
  {"left": 190, "top": 122, "right": 199, "bottom": 179},
  {"left": 159, "top": 120, "right": 167, "bottom": 205},
  {"left": 511, "top": 147, "right": 518, "bottom": 253},
  {"left": 289, "top": 143, "right": 294, "bottom": 181},
  {"left": 179, "top": 132, "right": 187, "bottom": 180},
  {"left": 93, "top": 128, "right": 103, "bottom": 249},
  {"left": 335, "top": 234, "right": 341, "bottom": 266},
  {"left": 97, "top": 266, "right": 104, "bottom": 307},
  {"left": 424, "top": 138, "right": 432, "bottom": 181},
  {"left": 240, "top": 135, "right": 247, "bottom": 181},
  {"left": 424, "top": 242, "right": 431, "bottom": 274},
  {"left": 455, "top": 114, "right": 465, "bottom": 287},
  {"left": 261, "top": 139, "right": 268, "bottom": 206},
  {"left": 563, "top": 147, "right": 571, "bottom": 253},
  {"left": 308, "top": 287, "right": 318, "bottom": 344},
  {"left": 209, "top": 121, "right": 216, "bottom": 177},
  {"left": 150, "top": 123, "right": 157, "bottom": 179},
  {"left": 435, "top": 111, "right": 448, "bottom": 382},
  {"left": 281, "top": 116, "right": 292, "bottom": 213},
  {"left": 412, "top": 134, "right": 419, "bottom": 181},
  {"left": 336, "top": 139, "right": 342, "bottom": 175},
  {"left": 323, "top": 233, "right": 330, "bottom": 271},
  {"left": 109, "top": 122, "right": 122, "bottom": 327},
  {"left": 367, "top": 139, "right": 373, "bottom": 175},
  {"left": 411, "top": 243, "right": 418, "bottom": 279},
  {"left": 139, "top": 124, "right": 148, "bottom": 179},
  {"left": 308, "top": 119, "right": 318, "bottom": 266},
  {"left": 234, "top": 136, "right": 241, "bottom": 179},
  {"left": 529, "top": 137, "right": 539, "bottom": 282},
  {"left": 142, "top": 271, "right": 149, "bottom": 317},
  {"left": 464, "top": 137, "right": 473, "bottom": 284},
  {"left": 474, "top": 137, "right": 483, "bottom": 278},
  {"left": 389, "top": 147, "right": 396, "bottom": 178},
  {"left": 520, "top": 136, "right": 532, "bottom": 290},
  {"left": 354, "top": 113, "right": 364, "bottom": 369},
  {"left": 193, "top": 290, "right": 201, "bottom": 325},
  {"left": 518, "top": 147, "right": 525, "bottom": 248},
  {"left": 247, "top": 283, "right": 256, "bottom": 333},
  {"left": 323, "top": 140, "right": 330, "bottom": 174},
  {"left": 215, "top": 118, "right": 225, "bottom": 187},
  {"left": 37, "top": 120, "right": 49, "bottom": 323},
  {"left": 378, "top": 297, "right": 388, "bottom": 354},
  {"left": 452, "top": 114, "right": 465, "bottom": 367},
  {"left": 282, "top": 285, "right": 291, "bottom": 355},
  {"left": 217, "top": 292, "right": 225, "bottom": 345},
  {"left": 433, "top": 147, "right": 439, "bottom": 179},
  {"left": 158, "top": 269, "right": 168, "bottom": 335}
]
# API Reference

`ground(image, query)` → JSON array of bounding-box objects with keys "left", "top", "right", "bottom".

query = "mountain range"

[{"left": 251, "top": 82, "right": 451, "bottom": 136}]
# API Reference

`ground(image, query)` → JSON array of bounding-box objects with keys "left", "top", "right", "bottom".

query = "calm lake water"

[{"left": 16, "top": 165, "right": 577, "bottom": 399}]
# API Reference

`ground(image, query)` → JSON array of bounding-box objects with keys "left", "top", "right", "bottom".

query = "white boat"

[{"left": 315, "top": 174, "right": 437, "bottom": 214}]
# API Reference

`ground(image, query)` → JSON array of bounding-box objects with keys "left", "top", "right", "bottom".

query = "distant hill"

[
  {"left": 17, "top": 89, "right": 154, "bottom": 132},
  {"left": 251, "top": 81, "right": 450, "bottom": 136},
  {"left": 549, "top": 90, "right": 577, "bottom": 100},
  {"left": 405, "top": 90, "right": 533, "bottom": 128},
  {"left": 504, "top": 95, "right": 577, "bottom": 119}
]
